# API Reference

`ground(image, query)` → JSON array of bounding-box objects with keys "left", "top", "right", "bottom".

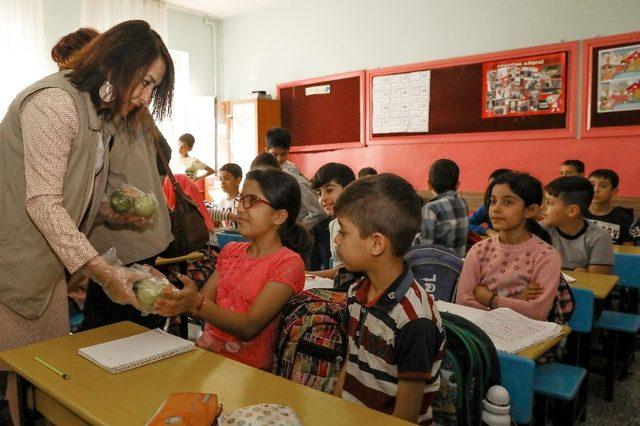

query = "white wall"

[
  {"left": 221, "top": 0, "right": 640, "bottom": 99},
  {"left": 42, "top": 0, "right": 216, "bottom": 97}
]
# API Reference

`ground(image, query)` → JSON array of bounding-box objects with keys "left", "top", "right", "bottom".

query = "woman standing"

[{"left": 0, "top": 20, "right": 174, "bottom": 423}]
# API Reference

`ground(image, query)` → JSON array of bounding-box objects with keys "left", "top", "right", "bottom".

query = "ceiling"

[{"left": 164, "top": 0, "right": 291, "bottom": 18}]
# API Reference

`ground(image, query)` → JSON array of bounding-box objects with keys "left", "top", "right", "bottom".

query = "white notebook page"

[{"left": 79, "top": 328, "right": 196, "bottom": 373}]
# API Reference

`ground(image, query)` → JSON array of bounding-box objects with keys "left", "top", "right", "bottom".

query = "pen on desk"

[{"left": 34, "top": 356, "right": 69, "bottom": 380}]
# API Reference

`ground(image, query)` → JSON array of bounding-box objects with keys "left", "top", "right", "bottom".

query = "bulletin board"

[
  {"left": 581, "top": 31, "right": 640, "bottom": 138},
  {"left": 366, "top": 41, "right": 578, "bottom": 145},
  {"left": 277, "top": 71, "right": 366, "bottom": 152}
]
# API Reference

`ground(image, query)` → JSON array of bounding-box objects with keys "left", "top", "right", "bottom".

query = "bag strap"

[{"left": 152, "top": 133, "right": 202, "bottom": 210}]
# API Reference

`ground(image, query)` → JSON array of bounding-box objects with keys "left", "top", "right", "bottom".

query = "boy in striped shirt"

[{"left": 332, "top": 174, "right": 445, "bottom": 424}]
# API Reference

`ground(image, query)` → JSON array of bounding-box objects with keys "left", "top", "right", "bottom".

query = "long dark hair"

[
  {"left": 66, "top": 20, "right": 174, "bottom": 125},
  {"left": 51, "top": 27, "right": 99, "bottom": 69},
  {"left": 484, "top": 172, "right": 551, "bottom": 244},
  {"left": 245, "top": 169, "right": 311, "bottom": 258}
]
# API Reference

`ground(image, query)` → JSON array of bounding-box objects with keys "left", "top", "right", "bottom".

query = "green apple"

[
  {"left": 110, "top": 190, "right": 134, "bottom": 214},
  {"left": 133, "top": 194, "right": 157, "bottom": 218}
]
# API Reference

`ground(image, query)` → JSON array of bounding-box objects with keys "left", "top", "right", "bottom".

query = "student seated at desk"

[
  {"left": 331, "top": 174, "right": 445, "bottom": 425},
  {"left": 469, "top": 168, "right": 511, "bottom": 238},
  {"left": 559, "top": 159, "right": 585, "bottom": 177},
  {"left": 541, "top": 176, "right": 613, "bottom": 274},
  {"left": 631, "top": 218, "right": 640, "bottom": 246},
  {"left": 456, "top": 172, "right": 562, "bottom": 321},
  {"left": 155, "top": 169, "right": 307, "bottom": 370},
  {"left": 584, "top": 169, "right": 634, "bottom": 245},
  {"left": 209, "top": 162, "right": 242, "bottom": 229},
  {"left": 414, "top": 158, "right": 469, "bottom": 257},
  {"left": 307, "top": 162, "right": 356, "bottom": 279}
]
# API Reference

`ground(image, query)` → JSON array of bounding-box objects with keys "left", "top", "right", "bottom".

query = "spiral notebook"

[{"left": 79, "top": 328, "right": 196, "bottom": 373}]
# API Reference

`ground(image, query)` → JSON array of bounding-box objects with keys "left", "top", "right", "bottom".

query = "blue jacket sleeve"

[{"left": 468, "top": 204, "right": 490, "bottom": 235}]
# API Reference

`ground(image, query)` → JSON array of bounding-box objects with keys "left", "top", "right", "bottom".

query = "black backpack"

[
  {"left": 433, "top": 312, "right": 502, "bottom": 426},
  {"left": 404, "top": 244, "right": 463, "bottom": 302}
]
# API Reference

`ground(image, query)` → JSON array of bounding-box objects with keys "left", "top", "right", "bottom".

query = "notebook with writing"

[
  {"left": 436, "top": 301, "right": 563, "bottom": 353},
  {"left": 78, "top": 328, "right": 196, "bottom": 373}
]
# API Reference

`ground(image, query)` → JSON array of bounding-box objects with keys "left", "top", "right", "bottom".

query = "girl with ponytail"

[
  {"left": 155, "top": 168, "right": 307, "bottom": 370},
  {"left": 455, "top": 172, "right": 562, "bottom": 320}
]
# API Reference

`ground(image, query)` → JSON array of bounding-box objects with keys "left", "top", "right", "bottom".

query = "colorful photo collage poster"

[
  {"left": 597, "top": 43, "right": 640, "bottom": 113},
  {"left": 482, "top": 52, "right": 566, "bottom": 118},
  {"left": 372, "top": 70, "right": 430, "bottom": 134}
]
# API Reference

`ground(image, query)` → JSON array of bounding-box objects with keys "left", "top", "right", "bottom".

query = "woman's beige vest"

[
  {"left": 87, "top": 119, "right": 173, "bottom": 265},
  {"left": 0, "top": 71, "right": 109, "bottom": 319}
]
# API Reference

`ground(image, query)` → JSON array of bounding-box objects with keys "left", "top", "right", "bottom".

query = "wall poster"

[
  {"left": 597, "top": 43, "right": 640, "bottom": 113},
  {"left": 482, "top": 52, "right": 566, "bottom": 118}
]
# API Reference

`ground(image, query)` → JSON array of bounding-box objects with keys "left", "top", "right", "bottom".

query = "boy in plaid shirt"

[
  {"left": 415, "top": 158, "right": 469, "bottom": 257},
  {"left": 332, "top": 174, "right": 445, "bottom": 424}
]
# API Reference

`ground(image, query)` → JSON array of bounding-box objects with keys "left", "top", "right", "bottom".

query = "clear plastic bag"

[
  {"left": 106, "top": 184, "right": 159, "bottom": 222},
  {"left": 130, "top": 264, "right": 176, "bottom": 314}
]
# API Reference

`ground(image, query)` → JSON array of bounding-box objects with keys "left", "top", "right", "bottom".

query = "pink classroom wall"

[{"left": 290, "top": 135, "right": 639, "bottom": 196}]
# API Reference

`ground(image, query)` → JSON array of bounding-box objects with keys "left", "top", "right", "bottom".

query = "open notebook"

[
  {"left": 435, "top": 301, "right": 564, "bottom": 353},
  {"left": 79, "top": 328, "right": 196, "bottom": 373}
]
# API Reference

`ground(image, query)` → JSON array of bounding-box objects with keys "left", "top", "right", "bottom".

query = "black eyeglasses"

[{"left": 234, "top": 194, "right": 272, "bottom": 209}]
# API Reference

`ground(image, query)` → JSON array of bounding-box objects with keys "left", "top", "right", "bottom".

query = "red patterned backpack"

[{"left": 273, "top": 287, "right": 349, "bottom": 393}]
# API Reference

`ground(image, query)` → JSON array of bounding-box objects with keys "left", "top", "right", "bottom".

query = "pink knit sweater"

[{"left": 455, "top": 234, "right": 562, "bottom": 320}]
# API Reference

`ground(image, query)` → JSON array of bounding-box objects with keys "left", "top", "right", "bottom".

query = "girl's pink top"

[
  {"left": 455, "top": 234, "right": 562, "bottom": 320},
  {"left": 197, "top": 242, "right": 305, "bottom": 369}
]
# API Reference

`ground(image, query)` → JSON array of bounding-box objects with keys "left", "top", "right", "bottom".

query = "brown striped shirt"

[{"left": 342, "top": 266, "right": 445, "bottom": 424}]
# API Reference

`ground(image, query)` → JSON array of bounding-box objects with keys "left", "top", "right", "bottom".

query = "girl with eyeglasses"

[{"left": 155, "top": 168, "right": 309, "bottom": 370}]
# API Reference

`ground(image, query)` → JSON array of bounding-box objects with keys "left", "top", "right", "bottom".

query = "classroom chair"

[
  {"left": 498, "top": 352, "right": 535, "bottom": 424},
  {"left": 593, "top": 307, "right": 640, "bottom": 401},
  {"left": 216, "top": 231, "right": 249, "bottom": 248},
  {"left": 533, "top": 288, "right": 593, "bottom": 425},
  {"left": 613, "top": 252, "right": 640, "bottom": 313}
]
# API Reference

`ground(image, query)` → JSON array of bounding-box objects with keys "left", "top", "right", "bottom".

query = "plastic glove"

[{"left": 83, "top": 249, "right": 145, "bottom": 307}]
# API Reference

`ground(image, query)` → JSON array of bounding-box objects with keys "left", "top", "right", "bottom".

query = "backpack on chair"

[
  {"left": 273, "top": 288, "right": 349, "bottom": 393},
  {"left": 548, "top": 273, "right": 575, "bottom": 324},
  {"left": 434, "top": 312, "right": 502, "bottom": 426},
  {"left": 404, "top": 244, "right": 463, "bottom": 302}
]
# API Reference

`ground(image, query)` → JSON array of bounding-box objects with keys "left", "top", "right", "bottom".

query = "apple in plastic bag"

[
  {"left": 133, "top": 278, "right": 170, "bottom": 312},
  {"left": 110, "top": 190, "right": 134, "bottom": 214},
  {"left": 133, "top": 194, "right": 157, "bottom": 218}
]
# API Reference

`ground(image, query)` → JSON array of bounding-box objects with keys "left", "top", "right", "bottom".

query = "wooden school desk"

[
  {"left": 563, "top": 270, "right": 619, "bottom": 300},
  {"left": 0, "top": 322, "right": 410, "bottom": 426},
  {"left": 614, "top": 245, "right": 640, "bottom": 255},
  {"left": 516, "top": 325, "right": 571, "bottom": 360}
]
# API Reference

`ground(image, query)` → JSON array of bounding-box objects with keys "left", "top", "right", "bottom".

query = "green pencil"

[{"left": 34, "top": 356, "right": 69, "bottom": 380}]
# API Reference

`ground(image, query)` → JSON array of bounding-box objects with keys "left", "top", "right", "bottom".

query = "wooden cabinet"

[
  {"left": 228, "top": 98, "right": 281, "bottom": 176},
  {"left": 206, "top": 98, "right": 280, "bottom": 201}
]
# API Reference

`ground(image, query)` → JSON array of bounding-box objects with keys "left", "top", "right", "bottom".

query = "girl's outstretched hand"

[{"left": 154, "top": 274, "right": 201, "bottom": 317}]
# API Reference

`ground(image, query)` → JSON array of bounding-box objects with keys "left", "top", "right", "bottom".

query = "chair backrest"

[
  {"left": 216, "top": 232, "right": 249, "bottom": 248},
  {"left": 567, "top": 287, "right": 594, "bottom": 333},
  {"left": 497, "top": 352, "right": 535, "bottom": 424},
  {"left": 613, "top": 253, "right": 640, "bottom": 289}
]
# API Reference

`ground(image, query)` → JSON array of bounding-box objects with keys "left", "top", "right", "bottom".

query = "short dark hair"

[
  {"left": 333, "top": 174, "right": 422, "bottom": 256},
  {"left": 220, "top": 163, "right": 243, "bottom": 179},
  {"left": 489, "top": 168, "right": 512, "bottom": 180},
  {"left": 545, "top": 176, "right": 594, "bottom": 215},
  {"left": 358, "top": 167, "right": 378, "bottom": 178},
  {"left": 429, "top": 159, "right": 459, "bottom": 193},
  {"left": 178, "top": 133, "right": 195, "bottom": 149},
  {"left": 589, "top": 168, "right": 619, "bottom": 189},
  {"left": 250, "top": 152, "right": 280, "bottom": 171},
  {"left": 266, "top": 127, "right": 292, "bottom": 150},
  {"left": 561, "top": 160, "right": 585, "bottom": 174},
  {"left": 312, "top": 163, "right": 356, "bottom": 190}
]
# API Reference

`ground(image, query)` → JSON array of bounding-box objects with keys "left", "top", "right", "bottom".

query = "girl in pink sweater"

[{"left": 456, "top": 172, "right": 561, "bottom": 320}]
